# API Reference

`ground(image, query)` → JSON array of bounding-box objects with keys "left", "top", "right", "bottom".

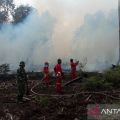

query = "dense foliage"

[
  {"left": 0, "top": 0, "right": 32, "bottom": 25},
  {"left": 81, "top": 66, "right": 120, "bottom": 91}
]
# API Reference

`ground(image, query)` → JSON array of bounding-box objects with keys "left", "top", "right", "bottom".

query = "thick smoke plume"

[
  {"left": 73, "top": 10, "right": 119, "bottom": 71},
  {"left": 0, "top": 10, "right": 56, "bottom": 71},
  {"left": 0, "top": 0, "right": 119, "bottom": 71}
]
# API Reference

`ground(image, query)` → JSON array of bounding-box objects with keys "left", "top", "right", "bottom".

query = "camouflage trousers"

[{"left": 17, "top": 80, "right": 28, "bottom": 101}]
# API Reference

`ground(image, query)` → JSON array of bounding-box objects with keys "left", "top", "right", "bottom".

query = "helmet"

[
  {"left": 70, "top": 58, "right": 73, "bottom": 62},
  {"left": 57, "top": 72, "right": 61, "bottom": 77},
  {"left": 45, "top": 62, "right": 49, "bottom": 65},
  {"left": 58, "top": 58, "right": 62, "bottom": 64},
  {"left": 19, "top": 61, "right": 25, "bottom": 67}
]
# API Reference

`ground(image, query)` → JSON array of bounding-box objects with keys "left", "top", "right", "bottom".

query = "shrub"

[
  {"left": 82, "top": 76, "right": 112, "bottom": 91},
  {"left": 104, "top": 67, "right": 120, "bottom": 88}
]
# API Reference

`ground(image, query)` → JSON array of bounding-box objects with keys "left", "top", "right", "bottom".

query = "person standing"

[
  {"left": 70, "top": 59, "right": 79, "bottom": 80},
  {"left": 54, "top": 59, "right": 63, "bottom": 93},
  {"left": 17, "top": 61, "right": 29, "bottom": 102},
  {"left": 43, "top": 62, "right": 50, "bottom": 87}
]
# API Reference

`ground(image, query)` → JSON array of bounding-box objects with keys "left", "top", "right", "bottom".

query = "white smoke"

[
  {"left": 0, "top": 0, "right": 118, "bottom": 71},
  {"left": 73, "top": 10, "right": 119, "bottom": 71},
  {"left": 0, "top": 10, "right": 56, "bottom": 70}
]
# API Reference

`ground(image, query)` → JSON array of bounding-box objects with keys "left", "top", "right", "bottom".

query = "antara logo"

[
  {"left": 101, "top": 109, "right": 120, "bottom": 115},
  {"left": 88, "top": 104, "right": 120, "bottom": 120},
  {"left": 88, "top": 104, "right": 100, "bottom": 119}
]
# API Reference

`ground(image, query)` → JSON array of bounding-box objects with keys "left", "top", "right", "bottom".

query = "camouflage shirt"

[{"left": 17, "top": 68, "right": 28, "bottom": 81}]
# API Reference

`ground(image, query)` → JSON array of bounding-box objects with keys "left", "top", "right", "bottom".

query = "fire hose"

[{"left": 30, "top": 78, "right": 120, "bottom": 100}]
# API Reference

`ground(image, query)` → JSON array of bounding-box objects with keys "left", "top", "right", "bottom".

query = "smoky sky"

[
  {"left": 0, "top": 0, "right": 119, "bottom": 71},
  {"left": 0, "top": 10, "right": 56, "bottom": 70},
  {"left": 73, "top": 9, "right": 118, "bottom": 71}
]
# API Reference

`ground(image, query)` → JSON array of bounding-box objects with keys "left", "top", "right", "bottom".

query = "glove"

[{"left": 57, "top": 72, "right": 61, "bottom": 77}]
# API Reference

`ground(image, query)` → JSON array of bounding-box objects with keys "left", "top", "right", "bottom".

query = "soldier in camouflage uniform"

[{"left": 17, "top": 61, "right": 29, "bottom": 102}]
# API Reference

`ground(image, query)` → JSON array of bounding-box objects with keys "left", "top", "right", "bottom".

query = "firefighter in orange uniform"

[
  {"left": 43, "top": 62, "right": 50, "bottom": 87},
  {"left": 54, "top": 59, "right": 63, "bottom": 93},
  {"left": 70, "top": 58, "right": 79, "bottom": 80}
]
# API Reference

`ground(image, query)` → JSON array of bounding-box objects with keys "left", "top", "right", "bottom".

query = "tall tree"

[
  {"left": 12, "top": 5, "right": 32, "bottom": 24},
  {"left": 0, "top": 0, "right": 15, "bottom": 23},
  {"left": 0, "top": 0, "right": 32, "bottom": 25}
]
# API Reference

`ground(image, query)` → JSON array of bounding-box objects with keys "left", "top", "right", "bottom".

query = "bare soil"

[{"left": 0, "top": 77, "right": 119, "bottom": 120}]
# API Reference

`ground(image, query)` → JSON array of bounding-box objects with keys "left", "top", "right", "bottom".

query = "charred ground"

[{"left": 0, "top": 67, "right": 120, "bottom": 120}]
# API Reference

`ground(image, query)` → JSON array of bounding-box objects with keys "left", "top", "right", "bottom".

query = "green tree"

[
  {"left": 0, "top": 0, "right": 15, "bottom": 23},
  {"left": 12, "top": 5, "right": 32, "bottom": 24},
  {"left": 0, "top": 0, "right": 32, "bottom": 25},
  {"left": 0, "top": 64, "right": 10, "bottom": 74}
]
